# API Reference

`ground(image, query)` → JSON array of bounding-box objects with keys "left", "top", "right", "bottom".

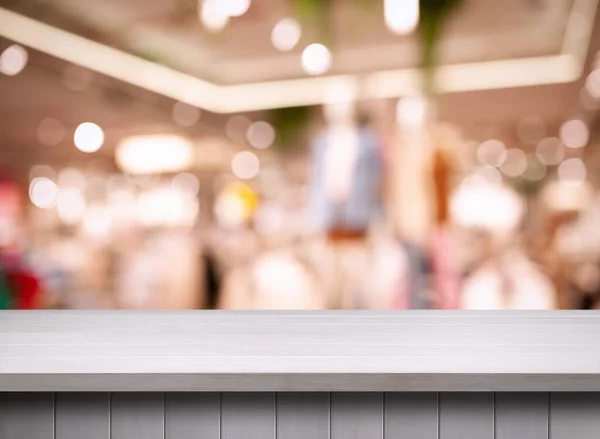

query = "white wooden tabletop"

[{"left": 1, "top": 311, "right": 599, "bottom": 391}]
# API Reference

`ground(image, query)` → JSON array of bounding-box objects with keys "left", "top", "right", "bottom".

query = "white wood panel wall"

[{"left": 1, "top": 392, "right": 599, "bottom": 439}]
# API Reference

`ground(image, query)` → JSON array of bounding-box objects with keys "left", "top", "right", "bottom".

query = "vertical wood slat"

[
  {"left": 0, "top": 393, "right": 54, "bottom": 439},
  {"left": 165, "top": 393, "right": 220, "bottom": 439},
  {"left": 331, "top": 392, "right": 383, "bottom": 439},
  {"left": 550, "top": 393, "right": 600, "bottom": 439},
  {"left": 221, "top": 392, "right": 276, "bottom": 439},
  {"left": 439, "top": 392, "right": 494, "bottom": 439},
  {"left": 495, "top": 392, "right": 548, "bottom": 439},
  {"left": 277, "top": 392, "right": 329, "bottom": 439},
  {"left": 55, "top": 393, "right": 110, "bottom": 439},
  {"left": 385, "top": 392, "right": 438, "bottom": 439},
  {"left": 110, "top": 392, "right": 164, "bottom": 439}
]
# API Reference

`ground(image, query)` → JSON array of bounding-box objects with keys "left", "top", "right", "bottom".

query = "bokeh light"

[
  {"left": 535, "top": 137, "right": 564, "bottom": 166},
  {"left": 74, "top": 122, "right": 104, "bottom": 153},
  {"left": 231, "top": 151, "right": 260, "bottom": 180},
  {"left": 37, "top": 118, "right": 65, "bottom": 146},
  {"left": 585, "top": 69, "right": 600, "bottom": 100},
  {"left": 219, "top": 0, "right": 251, "bottom": 17},
  {"left": 172, "top": 102, "right": 201, "bottom": 127},
  {"left": 384, "top": 0, "right": 419, "bottom": 35},
  {"left": 226, "top": 115, "right": 252, "bottom": 143},
  {"left": 499, "top": 148, "right": 527, "bottom": 177},
  {"left": 200, "top": 0, "right": 229, "bottom": 32},
  {"left": 58, "top": 168, "right": 87, "bottom": 191},
  {"left": 477, "top": 139, "right": 507, "bottom": 167},
  {"left": 451, "top": 179, "right": 523, "bottom": 234},
  {"left": 271, "top": 18, "right": 302, "bottom": 51},
  {"left": 522, "top": 154, "right": 547, "bottom": 181},
  {"left": 558, "top": 158, "right": 587, "bottom": 185},
  {"left": 81, "top": 204, "right": 112, "bottom": 239},
  {"left": 0, "top": 44, "right": 28, "bottom": 76},
  {"left": 301, "top": 44, "right": 332, "bottom": 76},
  {"left": 57, "top": 187, "right": 86, "bottom": 225},
  {"left": 247, "top": 121, "right": 276, "bottom": 149},
  {"left": 29, "top": 177, "right": 59, "bottom": 209},
  {"left": 172, "top": 172, "right": 201, "bottom": 196},
  {"left": 560, "top": 119, "right": 589, "bottom": 149}
]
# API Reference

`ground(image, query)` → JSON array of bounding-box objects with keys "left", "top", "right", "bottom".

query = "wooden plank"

[
  {"left": 165, "top": 393, "right": 220, "bottom": 439},
  {"left": 277, "top": 392, "right": 329, "bottom": 439},
  {"left": 0, "top": 393, "right": 54, "bottom": 439},
  {"left": 221, "top": 393, "right": 275, "bottom": 439},
  {"left": 111, "top": 392, "right": 164, "bottom": 439},
  {"left": 439, "top": 393, "right": 493, "bottom": 439},
  {"left": 55, "top": 393, "right": 110, "bottom": 439},
  {"left": 331, "top": 392, "right": 383, "bottom": 439},
  {"left": 550, "top": 392, "right": 600, "bottom": 439},
  {"left": 495, "top": 392, "right": 548, "bottom": 439},
  {"left": 385, "top": 393, "right": 437, "bottom": 439}
]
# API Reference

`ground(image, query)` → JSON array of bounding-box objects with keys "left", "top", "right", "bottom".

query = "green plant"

[
  {"left": 271, "top": 105, "right": 313, "bottom": 151},
  {"left": 418, "top": 0, "right": 463, "bottom": 95}
]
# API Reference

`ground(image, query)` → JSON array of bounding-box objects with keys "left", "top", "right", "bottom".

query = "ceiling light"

[
  {"left": 301, "top": 44, "right": 332, "bottom": 76},
  {"left": 200, "top": 0, "right": 229, "bottom": 32},
  {"left": 116, "top": 134, "right": 194, "bottom": 175},
  {"left": 384, "top": 0, "right": 419, "bottom": 35},
  {"left": 220, "top": 0, "right": 251, "bottom": 17}
]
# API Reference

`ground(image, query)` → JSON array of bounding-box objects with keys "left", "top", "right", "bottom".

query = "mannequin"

[
  {"left": 387, "top": 96, "right": 437, "bottom": 309},
  {"left": 307, "top": 81, "right": 383, "bottom": 308}
]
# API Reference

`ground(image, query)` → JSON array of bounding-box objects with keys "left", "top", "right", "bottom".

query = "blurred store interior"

[{"left": 0, "top": 0, "right": 600, "bottom": 310}]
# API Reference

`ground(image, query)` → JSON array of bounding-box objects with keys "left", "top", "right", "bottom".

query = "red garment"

[{"left": 6, "top": 270, "right": 40, "bottom": 309}]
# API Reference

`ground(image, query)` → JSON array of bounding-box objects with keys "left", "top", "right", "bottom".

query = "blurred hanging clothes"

[
  {"left": 202, "top": 247, "right": 221, "bottom": 309},
  {"left": 219, "top": 249, "right": 323, "bottom": 310},
  {"left": 308, "top": 125, "right": 383, "bottom": 232},
  {"left": 429, "top": 145, "right": 462, "bottom": 309},
  {"left": 0, "top": 252, "right": 42, "bottom": 309},
  {"left": 0, "top": 266, "right": 11, "bottom": 309},
  {"left": 461, "top": 248, "right": 556, "bottom": 310},
  {"left": 6, "top": 270, "right": 41, "bottom": 309},
  {"left": 307, "top": 125, "right": 384, "bottom": 308}
]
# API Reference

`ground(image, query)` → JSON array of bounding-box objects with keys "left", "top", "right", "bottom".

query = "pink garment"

[{"left": 429, "top": 225, "right": 461, "bottom": 309}]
